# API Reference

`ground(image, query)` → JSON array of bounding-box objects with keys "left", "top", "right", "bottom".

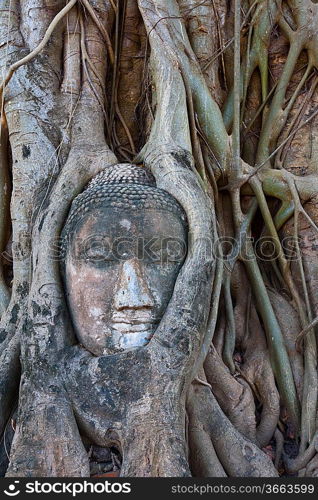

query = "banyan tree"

[{"left": 0, "top": 0, "right": 317, "bottom": 477}]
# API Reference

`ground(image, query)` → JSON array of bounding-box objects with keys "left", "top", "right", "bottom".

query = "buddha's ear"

[{"left": 144, "top": 145, "right": 218, "bottom": 381}]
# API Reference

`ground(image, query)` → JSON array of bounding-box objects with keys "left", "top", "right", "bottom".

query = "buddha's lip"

[
  {"left": 110, "top": 318, "right": 157, "bottom": 333},
  {"left": 111, "top": 314, "right": 158, "bottom": 325},
  {"left": 111, "top": 318, "right": 156, "bottom": 325}
]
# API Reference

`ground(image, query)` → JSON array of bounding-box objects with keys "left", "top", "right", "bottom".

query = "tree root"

[
  {"left": 285, "top": 431, "right": 318, "bottom": 474},
  {"left": 187, "top": 379, "right": 227, "bottom": 477},
  {"left": 0, "top": 0, "right": 78, "bottom": 105},
  {"left": 204, "top": 345, "right": 257, "bottom": 444},
  {"left": 0, "top": 332, "right": 20, "bottom": 438},
  {"left": 0, "top": 117, "right": 11, "bottom": 315},
  {"left": 305, "top": 454, "right": 318, "bottom": 477},
  {"left": 187, "top": 383, "right": 278, "bottom": 477},
  {"left": 231, "top": 263, "right": 280, "bottom": 447},
  {"left": 269, "top": 289, "right": 304, "bottom": 401},
  {"left": 240, "top": 305, "right": 280, "bottom": 448}
]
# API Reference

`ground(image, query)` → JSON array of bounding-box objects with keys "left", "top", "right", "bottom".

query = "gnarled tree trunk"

[{"left": 0, "top": 0, "right": 318, "bottom": 478}]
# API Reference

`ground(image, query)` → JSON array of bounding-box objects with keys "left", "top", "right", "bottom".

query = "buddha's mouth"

[
  {"left": 109, "top": 313, "right": 158, "bottom": 349},
  {"left": 110, "top": 326, "right": 155, "bottom": 350},
  {"left": 110, "top": 312, "right": 158, "bottom": 333},
  {"left": 110, "top": 319, "right": 157, "bottom": 334}
]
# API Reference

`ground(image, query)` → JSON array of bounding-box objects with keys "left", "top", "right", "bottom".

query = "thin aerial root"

[
  {"left": 222, "top": 273, "right": 236, "bottom": 374},
  {"left": 80, "top": 0, "right": 114, "bottom": 64},
  {"left": 79, "top": 15, "right": 107, "bottom": 114},
  {"left": 296, "top": 316, "right": 318, "bottom": 346},
  {"left": 61, "top": 5, "right": 81, "bottom": 95}
]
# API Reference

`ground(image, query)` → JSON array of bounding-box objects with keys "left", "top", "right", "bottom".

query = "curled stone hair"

[{"left": 60, "top": 163, "right": 187, "bottom": 254}]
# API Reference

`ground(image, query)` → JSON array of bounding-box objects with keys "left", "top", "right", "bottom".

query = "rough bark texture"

[{"left": 0, "top": 0, "right": 318, "bottom": 478}]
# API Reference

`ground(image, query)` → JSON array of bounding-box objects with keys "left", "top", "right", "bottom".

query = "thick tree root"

[
  {"left": 204, "top": 346, "right": 257, "bottom": 443},
  {"left": 187, "top": 383, "right": 278, "bottom": 477}
]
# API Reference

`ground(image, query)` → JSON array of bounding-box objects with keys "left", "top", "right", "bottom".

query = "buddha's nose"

[{"left": 113, "top": 258, "right": 155, "bottom": 310}]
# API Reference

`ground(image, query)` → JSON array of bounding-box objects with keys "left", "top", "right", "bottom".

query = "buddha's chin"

[{"left": 110, "top": 327, "right": 154, "bottom": 351}]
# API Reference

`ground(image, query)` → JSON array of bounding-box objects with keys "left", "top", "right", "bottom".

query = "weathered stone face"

[{"left": 64, "top": 206, "right": 187, "bottom": 355}]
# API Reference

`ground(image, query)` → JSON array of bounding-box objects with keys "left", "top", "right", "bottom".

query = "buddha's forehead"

[{"left": 72, "top": 206, "right": 187, "bottom": 241}]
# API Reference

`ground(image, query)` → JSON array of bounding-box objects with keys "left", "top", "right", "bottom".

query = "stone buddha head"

[{"left": 61, "top": 164, "right": 188, "bottom": 356}]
